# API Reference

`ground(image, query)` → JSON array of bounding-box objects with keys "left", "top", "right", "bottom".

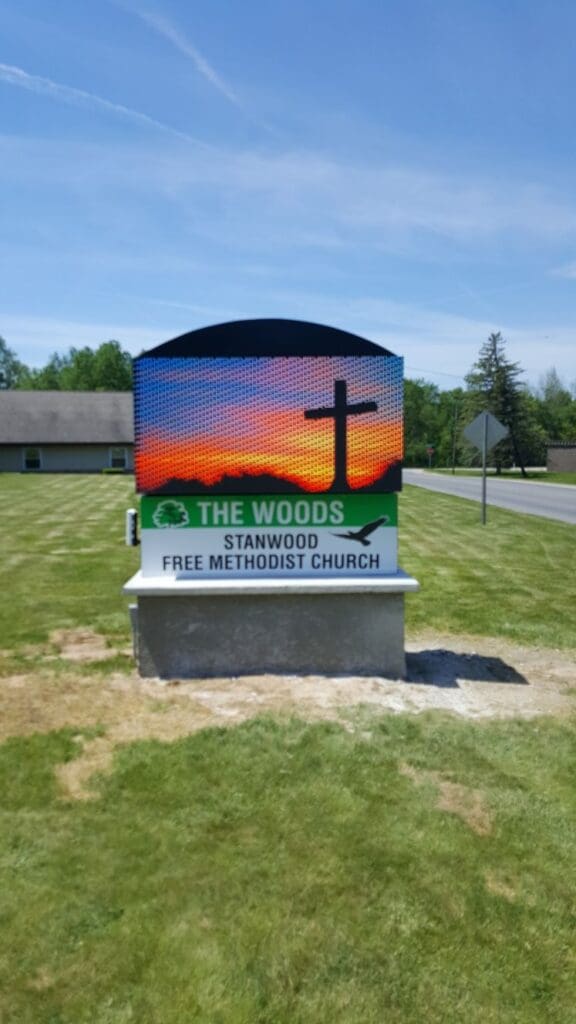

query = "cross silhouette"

[{"left": 304, "top": 379, "right": 378, "bottom": 491}]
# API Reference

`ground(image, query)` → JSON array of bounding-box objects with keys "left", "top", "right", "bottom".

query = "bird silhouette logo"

[{"left": 332, "top": 516, "right": 389, "bottom": 546}]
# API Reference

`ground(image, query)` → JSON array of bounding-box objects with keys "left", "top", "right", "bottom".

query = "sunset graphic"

[{"left": 134, "top": 355, "right": 403, "bottom": 495}]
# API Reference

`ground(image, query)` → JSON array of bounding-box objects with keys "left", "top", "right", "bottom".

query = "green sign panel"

[{"left": 141, "top": 493, "right": 397, "bottom": 530}]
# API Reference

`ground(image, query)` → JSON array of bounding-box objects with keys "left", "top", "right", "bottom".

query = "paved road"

[{"left": 403, "top": 470, "right": 576, "bottom": 525}]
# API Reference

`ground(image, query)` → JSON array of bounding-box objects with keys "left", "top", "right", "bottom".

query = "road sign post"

[
  {"left": 463, "top": 411, "right": 508, "bottom": 524},
  {"left": 481, "top": 412, "right": 488, "bottom": 524}
]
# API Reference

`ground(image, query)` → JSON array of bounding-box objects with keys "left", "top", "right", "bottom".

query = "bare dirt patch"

[
  {"left": 2, "top": 631, "right": 575, "bottom": 798},
  {"left": 27, "top": 968, "right": 56, "bottom": 992},
  {"left": 49, "top": 628, "right": 112, "bottom": 662},
  {"left": 484, "top": 872, "right": 518, "bottom": 901},
  {"left": 400, "top": 763, "right": 492, "bottom": 835}
]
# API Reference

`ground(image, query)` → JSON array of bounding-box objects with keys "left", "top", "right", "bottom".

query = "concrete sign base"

[{"left": 124, "top": 573, "right": 419, "bottom": 680}]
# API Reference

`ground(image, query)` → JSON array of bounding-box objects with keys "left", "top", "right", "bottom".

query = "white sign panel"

[{"left": 140, "top": 494, "right": 398, "bottom": 579}]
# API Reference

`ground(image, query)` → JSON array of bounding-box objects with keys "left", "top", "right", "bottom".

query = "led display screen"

[{"left": 134, "top": 322, "right": 403, "bottom": 496}]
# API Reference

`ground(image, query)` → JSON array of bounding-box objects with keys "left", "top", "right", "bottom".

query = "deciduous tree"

[
  {"left": 535, "top": 368, "right": 576, "bottom": 441},
  {"left": 0, "top": 336, "right": 28, "bottom": 388},
  {"left": 14, "top": 340, "right": 133, "bottom": 391}
]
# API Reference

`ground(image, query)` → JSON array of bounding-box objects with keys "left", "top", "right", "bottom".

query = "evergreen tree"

[{"left": 465, "top": 332, "right": 530, "bottom": 475}]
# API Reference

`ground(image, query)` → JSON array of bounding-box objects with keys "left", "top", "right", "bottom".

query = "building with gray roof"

[{"left": 0, "top": 391, "right": 134, "bottom": 473}]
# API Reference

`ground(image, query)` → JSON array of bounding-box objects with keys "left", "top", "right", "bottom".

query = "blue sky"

[{"left": 1, "top": 0, "right": 576, "bottom": 388}]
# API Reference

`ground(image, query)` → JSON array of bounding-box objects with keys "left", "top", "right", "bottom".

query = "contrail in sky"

[
  {"left": 111, "top": 2, "right": 279, "bottom": 134},
  {"left": 134, "top": 9, "right": 243, "bottom": 109},
  {"left": 0, "top": 62, "right": 205, "bottom": 145}
]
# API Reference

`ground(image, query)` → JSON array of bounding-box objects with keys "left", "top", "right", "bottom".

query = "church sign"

[
  {"left": 134, "top": 319, "right": 403, "bottom": 580},
  {"left": 139, "top": 492, "right": 397, "bottom": 578}
]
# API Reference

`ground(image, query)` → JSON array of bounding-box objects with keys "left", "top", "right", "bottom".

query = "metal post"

[
  {"left": 481, "top": 412, "right": 488, "bottom": 525},
  {"left": 451, "top": 401, "right": 458, "bottom": 474}
]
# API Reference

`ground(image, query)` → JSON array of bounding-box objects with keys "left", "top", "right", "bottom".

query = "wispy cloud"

[
  {"left": 138, "top": 297, "right": 240, "bottom": 318},
  {"left": 246, "top": 289, "right": 575, "bottom": 385},
  {"left": 3, "top": 301, "right": 572, "bottom": 386},
  {"left": 133, "top": 9, "right": 242, "bottom": 108},
  {"left": 550, "top": 261, "right": 576, "bottom": 280},
  {"left": 3, "top": 131, "right": 576, "bottom": 252},
  {"left": 94, "top": 142, "right": 576, "bottom": 242},
  {"left": 0, "top": 314, "right": 163, "bottom": 365},
  {"left": 0, "top": 62, "right": 205, "bottom": 146},
  {"left": 122, "top": 5, "right": 277, "bottom": 134}
]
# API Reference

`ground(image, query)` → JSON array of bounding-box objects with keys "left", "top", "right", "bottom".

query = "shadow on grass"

[{"left": 405, "top": 649, "right": 528, "bottom": 689}]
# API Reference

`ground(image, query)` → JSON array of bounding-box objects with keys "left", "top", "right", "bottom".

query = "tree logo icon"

[{"left": 152, "top": 500, "right": 190, "bottom": 529}]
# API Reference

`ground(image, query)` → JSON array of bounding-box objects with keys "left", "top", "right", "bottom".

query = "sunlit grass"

[
  {"left": 0, "top": 474, "right": 138, "bottom": 657},
  {"left": 432, "top": 469, "right": 576, "bottom": 484},
  {"left": 1, "top": 475, "right": 576, "bottom": 1022},
  {"left": 0, "top": 475, "right": 574, "bottom": 665},
  {"left": 400, "top": 485, "right": 575, "bottom": 649},
  {"left": 1, "top": 715, "right": 576, "bottom": 1023}
]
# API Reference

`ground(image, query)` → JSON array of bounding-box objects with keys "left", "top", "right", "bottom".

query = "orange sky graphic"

[{"left": 136, "top": 413, "right": 403, "bottom": 492}]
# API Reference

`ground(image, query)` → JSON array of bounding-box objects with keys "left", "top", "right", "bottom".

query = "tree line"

[
  {"left": 0, "top": 338, "right": 132, "bottom": 392},
  {"left": 406, "top": 333, "right": 576, "bottom": 470},
  {"left": 1, "top": 332, "right": 575, "bottom": 469}
]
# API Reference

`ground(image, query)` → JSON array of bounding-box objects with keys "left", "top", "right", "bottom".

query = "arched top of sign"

[{"left": 136, "top": 318, "right": 396, "bottom": 359}]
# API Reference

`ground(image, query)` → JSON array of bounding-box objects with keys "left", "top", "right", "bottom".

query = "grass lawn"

[
  {"left": 400, "top": 485, "right": 576, "bottom": 649},
  {"left": 0, "top": 474, "right": 139, "bottom": 670},
  {"left": 1, "top": 474, "right": 575, "bottom": 1022},
  {"left": 2, "top": 715, "right": 576, "bottom": 1024},
  {"left": 431, "top": 469, "right": 576, "bottom": 485},
  {"left": 0, "top": 473, "right": 574, "bottom": 662}
]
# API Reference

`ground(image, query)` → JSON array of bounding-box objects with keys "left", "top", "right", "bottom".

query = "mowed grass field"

[
  {"left": 433, "top": 469, "right": 576, "bottom": 485},
  {"left": 400, "top": 485, "right": 576, "bottom": 649},
  {"left": 0, "top": 474, "right": 139, "bottom": 662},
  {"left": 1, "top": 474, "right": 576, "bottom": 1023},
  {"left": 1, "top": 472, "right": 575, "bottom": 660}
]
